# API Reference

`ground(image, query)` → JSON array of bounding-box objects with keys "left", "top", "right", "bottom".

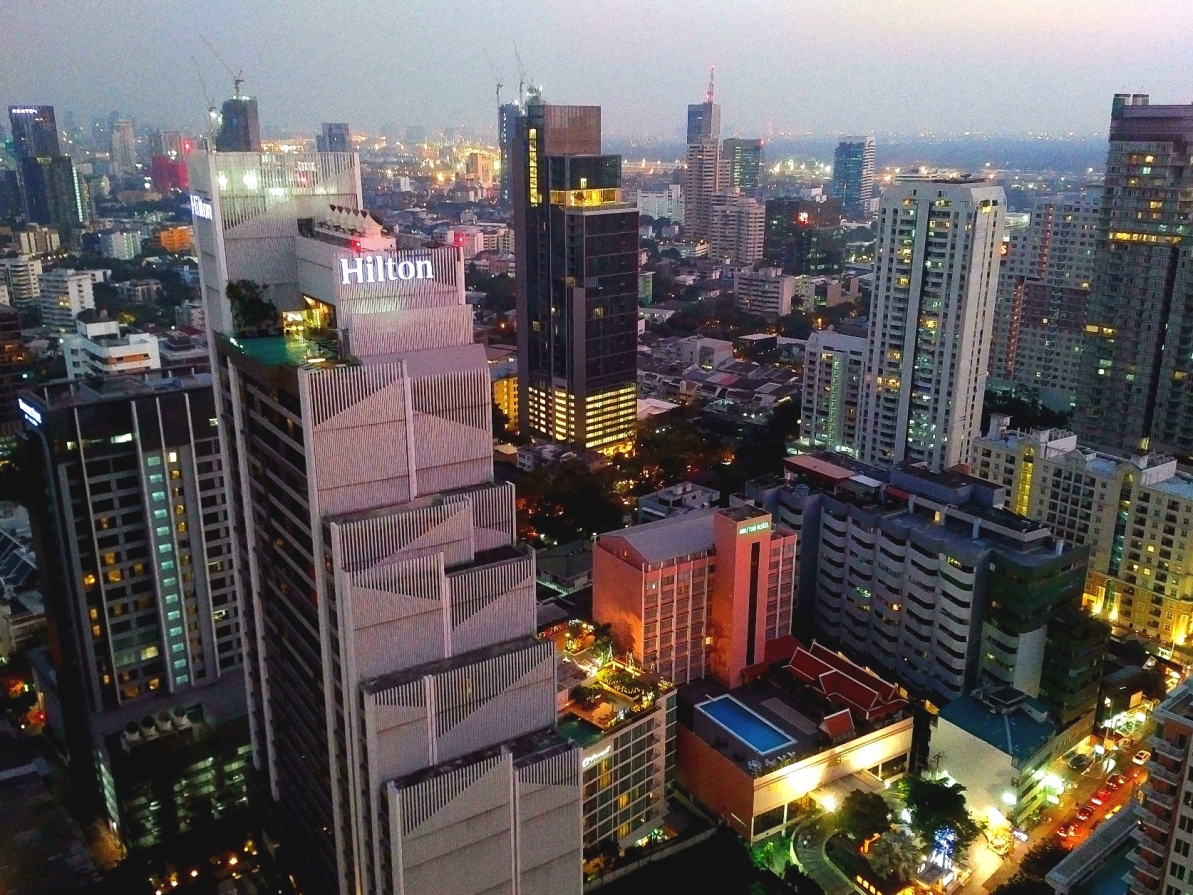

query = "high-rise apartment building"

[
  {"left": 721, "top": 138, "right": 763, "bottom": 193},
  {"left": 636, "top": 184, "right": 684, "bottom": 222},
  {"left": 683, "top": 91, "right": 721, "bottom": 240},
  {"left": 215, "top": 96, "right": 261, "bottom": 153},
  {"left": 316, "top": 122, "right": 351, "bottom": 153},
  {"left": 23, "top": 371, "right": 248, "bottom": 850},
  {"left": 988, "top": 192, "right": 1100, "bottom": 404},
  {"left": 763, "top": 197, "right": 844, "bottom": 275},
  {"left": 62, "top": 318, "right": 162, "bottom": 379},
  {"left": 189, "top": 149, "right": 582, "bottom": 895},
  {"left": 709, "top": 193, "right": 764, "bottom": 264},
  {"left": 734, "top": 266, "right": 795, "bottom": 318},
  {"left": 512, "top": 102, "right": 639, "bottom": 454},
  {"left": 498, "top": 102, "right": 520, "bottom": 205},
  {"left": 973, "top": 416, "right": 1193, "bottom": 648},
  {"left": 593, "top": 505, "right": 797, "bottom": 687},
  {"left": 1075, "top": 94, "right": 1193, "bottom": 458},
  {"left": 1, "top": 256, "right": 42, "bottom": 307},
  {"left": 0, "top": 305, "right": 31, "bottom": 435},
  {"left": 38, "top": 268, "right": 102, "bottom": 330},
  {"left": 857, "top": 178, "right": 1006, "bottom": 472},
  {"left": 109, "top": 119, "right": 137, "bottom": 175},
  {"left": 831, "top": 137, "right": 876, "bottom": 218},
  {"left": 799, "top": 328, "right": 866, "bottom": 454}
]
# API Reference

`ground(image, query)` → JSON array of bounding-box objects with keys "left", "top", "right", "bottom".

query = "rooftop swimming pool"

[{"left": 699, "top": 695, "right": 794, "bottom": 755}]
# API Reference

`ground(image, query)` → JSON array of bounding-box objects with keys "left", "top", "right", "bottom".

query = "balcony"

[
  {"left": 1133, "top": 823, "right": 1168, "bottom": 856},
  {"left": 1147, "top": 757, "right": 1180, "bottom": 786},
  {"left": 1149, "top": 734, "right": 1185, "bottom": 761},
  {"left": 1128, "top": 851, "right": 1163, "bottom": 880},
  {"left": 1143, "top": 785, "right": 1176, "bottom": 811},
  {"left": 1125, "top": 866, "right": 1161, "bottom": 895}
]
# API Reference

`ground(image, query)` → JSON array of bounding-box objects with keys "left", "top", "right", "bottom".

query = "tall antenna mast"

[{"left": 706, "top": 66, "right": 715, "bottom": 104}]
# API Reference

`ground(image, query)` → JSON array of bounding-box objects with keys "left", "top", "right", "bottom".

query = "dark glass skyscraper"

[
  {"left": 513, "top": 102, "right": 640, "bottom": 453},
  {"left": 8, "top": 105, "right": 60, "bottom": 159},
  {"left": 831, "top": 136, "right": 876, "bottom": 218},
  {"left": 722, "top": 137, "right": 763, "bottom": 193},
  {"left": 8, "top": 104, "right": 83, "bottom": 230},
  {"left": 1075, "top": 94, "right": 1193, "bottom": 457},
  {"left": 498, "top": 102, "right": 520, "bottom": 205},
  {"left": 216, "top": 97, "right": 261, "bottom": 152},
  {"left": 763, "top": 197, "right": 844, "bottom": 275},
  {"left": 316, "top": 122, "right": 350, "bottom": 152}
]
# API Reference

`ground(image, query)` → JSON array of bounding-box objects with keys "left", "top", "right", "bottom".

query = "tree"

[
  {"left": 783, "top": 865, "right": 826, "bottom": 895},
  {"left": 897, "top": 777, "right": 981, "bottom": 855},
  {"left": 492, "top": 402, "right": 511, "bottom": 442},
  {"left": 516, "top": 461, "right": 626, "bottom": 545},
  {"left": 838, "top": 789, "right": 891, "bottom": 842},
  {"left": 226, "top": 280, "right": 278, "bottom": 333},
  {"left": 1016, "top": 840, "right": 1067, "bottom": 881},
  {"left": 750, "top": 838, "right": 790, "bottom": 877},
  {"left": 991, "top": 878, "right": 1053, "bottom": 895},
  {"left": 867, "top": 830, "right": 920, "bottom": 882}
]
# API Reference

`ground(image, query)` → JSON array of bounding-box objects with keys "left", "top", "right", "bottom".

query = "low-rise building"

[
  {"left": 677, "top": 640, "right": 912, "bottom": 841},
  {"left": 98, "top": 230, "right": 142, "bottom": 260},
  {"left": 537, "top": 542, "right": 594, "bottom": 595},
  {"left": 38, "top": 268, "right": 106, "bottom": 330},
  {"left": 735, "top": 267, "right": 795, "bottom": 318},
  {"left": 61, "top": 318, "right": 161, "bottom": 379},
  {"left": 115, "top": 279, "right": 161, "bottom": 304},
  {"left": 156, "top": 226, "right": 193, "bottom": 253},
  {"left": 678, "top": 336, "right": 734, "bottom": 371},
  {"left": 637, "top": 482, "right": 720, "bottom": 523}
]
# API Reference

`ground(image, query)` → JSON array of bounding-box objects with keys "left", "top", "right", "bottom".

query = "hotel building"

[
  {"left": 512, "top": 102, "right": 639, "bottom": 453},
  {"left": 593, "top": 504, "right": 796, "bottom": 687},
  {"left": 189, "top": 150, "right": 581, "bottom": 895},
  {"left": 857, "top": 178, "right": 1005, "bottom": 472}
]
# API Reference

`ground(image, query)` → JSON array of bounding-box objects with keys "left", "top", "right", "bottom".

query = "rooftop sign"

[
  {"left": 738, "top": 521, "right": 770, "bottom": 536},
  {"left": 340, "top": 254, "right": 433, "bottom": 285},
  {"left": 18, "top": 398, "right": 42, "bottom": 428}
]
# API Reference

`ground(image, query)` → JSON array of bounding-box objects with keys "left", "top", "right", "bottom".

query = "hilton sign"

[{"left": 340, "top": 254, "right": 433, "bottom": 285}]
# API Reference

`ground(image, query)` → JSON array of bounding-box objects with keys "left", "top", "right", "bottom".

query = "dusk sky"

[{"left": 4, "top": 0, "right": 1192, "bottom": 140}]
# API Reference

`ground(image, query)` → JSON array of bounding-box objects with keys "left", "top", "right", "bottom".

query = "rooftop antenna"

[
  {"left": 201, "top": 35, "right": 244, "bottom": 98},
  {"left": 706, "top": 65, "right": 715, "bottom": 104}
]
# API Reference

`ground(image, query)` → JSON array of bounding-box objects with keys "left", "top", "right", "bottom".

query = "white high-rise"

[{"left": 858, "top": 178, "right": 1006, "bottom": 471}]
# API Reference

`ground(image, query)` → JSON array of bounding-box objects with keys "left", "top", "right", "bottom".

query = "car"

[
  {"left": 1067, "top": 753, "right": 1093, "bottom": 771},
  {"left": 1134, "top": 750, "right": 1152, "bottom": 765},
  {"left": 1106, "top": 774, "right": 1127, "bottom": 791},
  {"left": 1090, "top": 789, "right": 1111, "bottom": 806},
  {"left": 1076, "top": 805, "right": 1095, "bottom": 822},
  {"left": 1057, "top": 822, "right": 1078, "bottom": 839}
]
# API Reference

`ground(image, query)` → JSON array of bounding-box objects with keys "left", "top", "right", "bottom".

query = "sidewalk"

[{"left": 790, "top": 813, "right": 861, "bottom": 895}]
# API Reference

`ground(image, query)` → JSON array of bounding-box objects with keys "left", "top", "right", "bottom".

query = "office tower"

[
  {"left": 1074, "top": 94, "right": 1193, "bottom": 457},
  {"left": 800, "top": 328, "right": 866, "bottom": 454},
  {"left": 512, "top": 102, "right": 639, "bottom": 454},
  {"left": 149, "top": 155, "right": 189, "bottom": 193},
  {"left": 149, "top": 130, "right": 188, "bottom": 158},
  {"left": 721, "top": 137, "right": 763, "bottom": 193},
  {"left": 763, "top": 197, "right": 844, "bottom": 274},
  {"left": 37, "top": 268, "right": 101, "bottom": 330},
  {"left": 498, "top": 102, "right": 520, "bottom": 204},
  {"left": 593, "top": 505, "right": 796, "bottom": 687},
  {"left": 0, "top": 306, "right": 31, "bottom": 434},
  {"left": 734, "top": 266, "right": 794, "bottom": 318},
  {"left": 109, "top": 119, "right": 137, "bottom": 175},
  {"left": 216, "top": 96, "right": 261, "bottom": 152},
  {"left": 1, "top": 256, "right": 42, "bottom": 307},
  {"left": 316, "top": 122, "right": 351, "bottom": 153},
  {"left": 0, "top": 167, "right": 22, "bottom": 220},
  {"left": 22, "top": 371, "right": 248, "bottom": 851},
  {"left": 988, "top": 192, "right": 1099, "bottom": 402},
  {"left": 636, "top": 184, "right": 684, "bottom": 222},
  {"left": 465, "top": 151, "right": 494, "bottom": 188},
  {"left": 857, "top": 178, "right": 1006, "bottom": 472},
  {"left": 8, "top": 105, "right": 60, "bottom": 159},
  {"left": 1124, "top": 680, "right": 1193, "bottom": 895},
  {"left": 708, "top": 193, "right": 764, "bottom": 264},
  {"left": 189, "top": 150, "right": 582, "bottom": 895},
  {"left": 831, "top": 136, "right": 876, "bottom": 217},
  {"left": 973, "top": 416, "right": 1193, "bottom": 648},
  {"left": 683, "top": 80, "right": 721, "bottom": 240},
  {"left": 779, "top": 456, "right": 1094, "bottom": 708}
]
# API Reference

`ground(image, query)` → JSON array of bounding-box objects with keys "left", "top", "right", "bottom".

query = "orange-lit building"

[
  {"left": 157, "top": 225, "right": 193, "bottom": 253},
  {"left": 593, "top": 504, "right": 796, "bottom": 687}
]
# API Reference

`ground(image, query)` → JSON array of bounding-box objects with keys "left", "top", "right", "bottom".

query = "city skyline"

[{"left": 2, "top": 0, "right": 1191, "bottom": 139}]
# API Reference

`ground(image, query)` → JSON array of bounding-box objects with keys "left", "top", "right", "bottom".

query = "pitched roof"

[{"left": 785, "top": 641, "right": 907, "bottom": 720}]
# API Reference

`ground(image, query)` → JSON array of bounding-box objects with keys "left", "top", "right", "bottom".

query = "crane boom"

[{"left": 200, "top": 35, "right": 244, "bottom": 96}]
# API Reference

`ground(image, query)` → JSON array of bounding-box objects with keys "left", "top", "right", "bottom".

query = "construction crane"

[
  {"left": 189, "top": 55, "right": 219, "bottom": 142},
  {"left": 514, "top": 43, "right": 527, "bottom": 105},
  {"left": 201, "top": 35, "right": 244, "bottom": 97},
  {"left": 482, "top": 48, "right": 504, "bottom": 106}
]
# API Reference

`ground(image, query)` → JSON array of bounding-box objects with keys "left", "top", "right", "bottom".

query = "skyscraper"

[
  {"left": 498, "top": 102, "right": 520, "bottom": 205},
  {"left": 8, "top": 105, "right": 60, "bottom": 159},
  {"left": 708, "top": 192, "right": 764, "bottom": 264},
  {"left": 763, "top": 197, "right": 844, "bottom": 275},
  {"left": 189, "top": 149, "right": 582, "bottom": 895},
  {"left": 857, "top": 177, "right": 1006, "bottom": 471},
  {"left": 831, "top": 136, "right": 876, "bottom": 218},
  {"left": 316, "top": 122, "right": 351, "bottom": 152},
  {"left": 23, "top": 370, "right": 248, "bottom": 851},
  {"left": 683, "top": 79, "right": 721, "bottom": 241},
  {"left": 721, "top": 137, "right": 763, "bottom": 193},
  {"left": 109, "top": 118, "right": 137, "bottom": 175},
  {"left": 1074, "top": 94, "right": 1193, "bottom": 457},
  {"left": 513, "top": 102, "right": 640, "bottom": 454},
  {"left": 215, "top": 96, "right": 261, "bottom": 152}
]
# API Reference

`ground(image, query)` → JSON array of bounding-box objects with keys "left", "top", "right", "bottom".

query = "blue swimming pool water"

[{"left": 700, "top": 696, "right": 793, "bottom": 754}]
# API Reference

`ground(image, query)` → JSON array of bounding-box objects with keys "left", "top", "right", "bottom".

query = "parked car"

[
  {"left": 1076, "top": 805, "right": 1095, "bottom": 822},
  {"left": 1057, "top": 822, "right": 1078, "bottom": 839},
  {"left": 1133, "top": 750, "right": 1152, "bottom": 765},
  {"left": 1106, "top": 774, "right": 1127, "bottom": 791},
  {"left": 1090, "top": 789, "right": 1111, "bottom": 806},
  {"left": 1067, "top": 753, "right": 1093, "bottom": 771}
]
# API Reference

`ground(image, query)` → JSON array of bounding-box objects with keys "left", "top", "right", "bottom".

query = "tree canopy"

[
  {"left": 897, "top": 777, "right": 981, "bottom": 855},
  {"left": 838, "top": 789, "right": 891, "bottom": 842},
  {"left": 515, "top": 461, "right": 626, "bottom": 545}
]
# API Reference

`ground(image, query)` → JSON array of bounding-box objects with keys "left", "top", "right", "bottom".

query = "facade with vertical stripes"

[{"left": 190, "top": 151, "right": 582, "bottom": 895}]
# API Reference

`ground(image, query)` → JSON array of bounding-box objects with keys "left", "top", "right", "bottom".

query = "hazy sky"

[{"left": 4, "top": 0, "right": 1191, "bottom": 140}]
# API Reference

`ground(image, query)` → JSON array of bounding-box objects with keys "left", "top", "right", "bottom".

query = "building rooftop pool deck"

[{"left": 698, "top": 695, "right": 795, "bottom": 755}]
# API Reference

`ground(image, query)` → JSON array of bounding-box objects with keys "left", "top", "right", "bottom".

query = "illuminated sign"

[
  {"left": 189, "top": 195, "right": 213, "bottom": 220},
  {"left": 9, "top": 108, "right": 40, "bottom": 115},
  {"left": 339, "top": 254, "right": 433, "bottom": 285},
  {"left": 582, "top": 745, "right": 612, "bottom": 769},
  {"left": 18, "top": 398, "right": 42, "bottom": 427},
  {"left": 738, "top": 521, "right": 770, "bottom": 536}
]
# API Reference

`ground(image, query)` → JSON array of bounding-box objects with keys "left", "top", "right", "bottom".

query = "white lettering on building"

[
  {"left": 18, "top": 398, "right": 42, "bottom": 427},
  {"left": 582, "top": 745, "right": 612, "bottom": 769},
  {"left": 339, "top": 254, "right": 434, "bottom": 285},
  {"left": 189, "top": 195, "right": 213, "bottom": 220}
]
